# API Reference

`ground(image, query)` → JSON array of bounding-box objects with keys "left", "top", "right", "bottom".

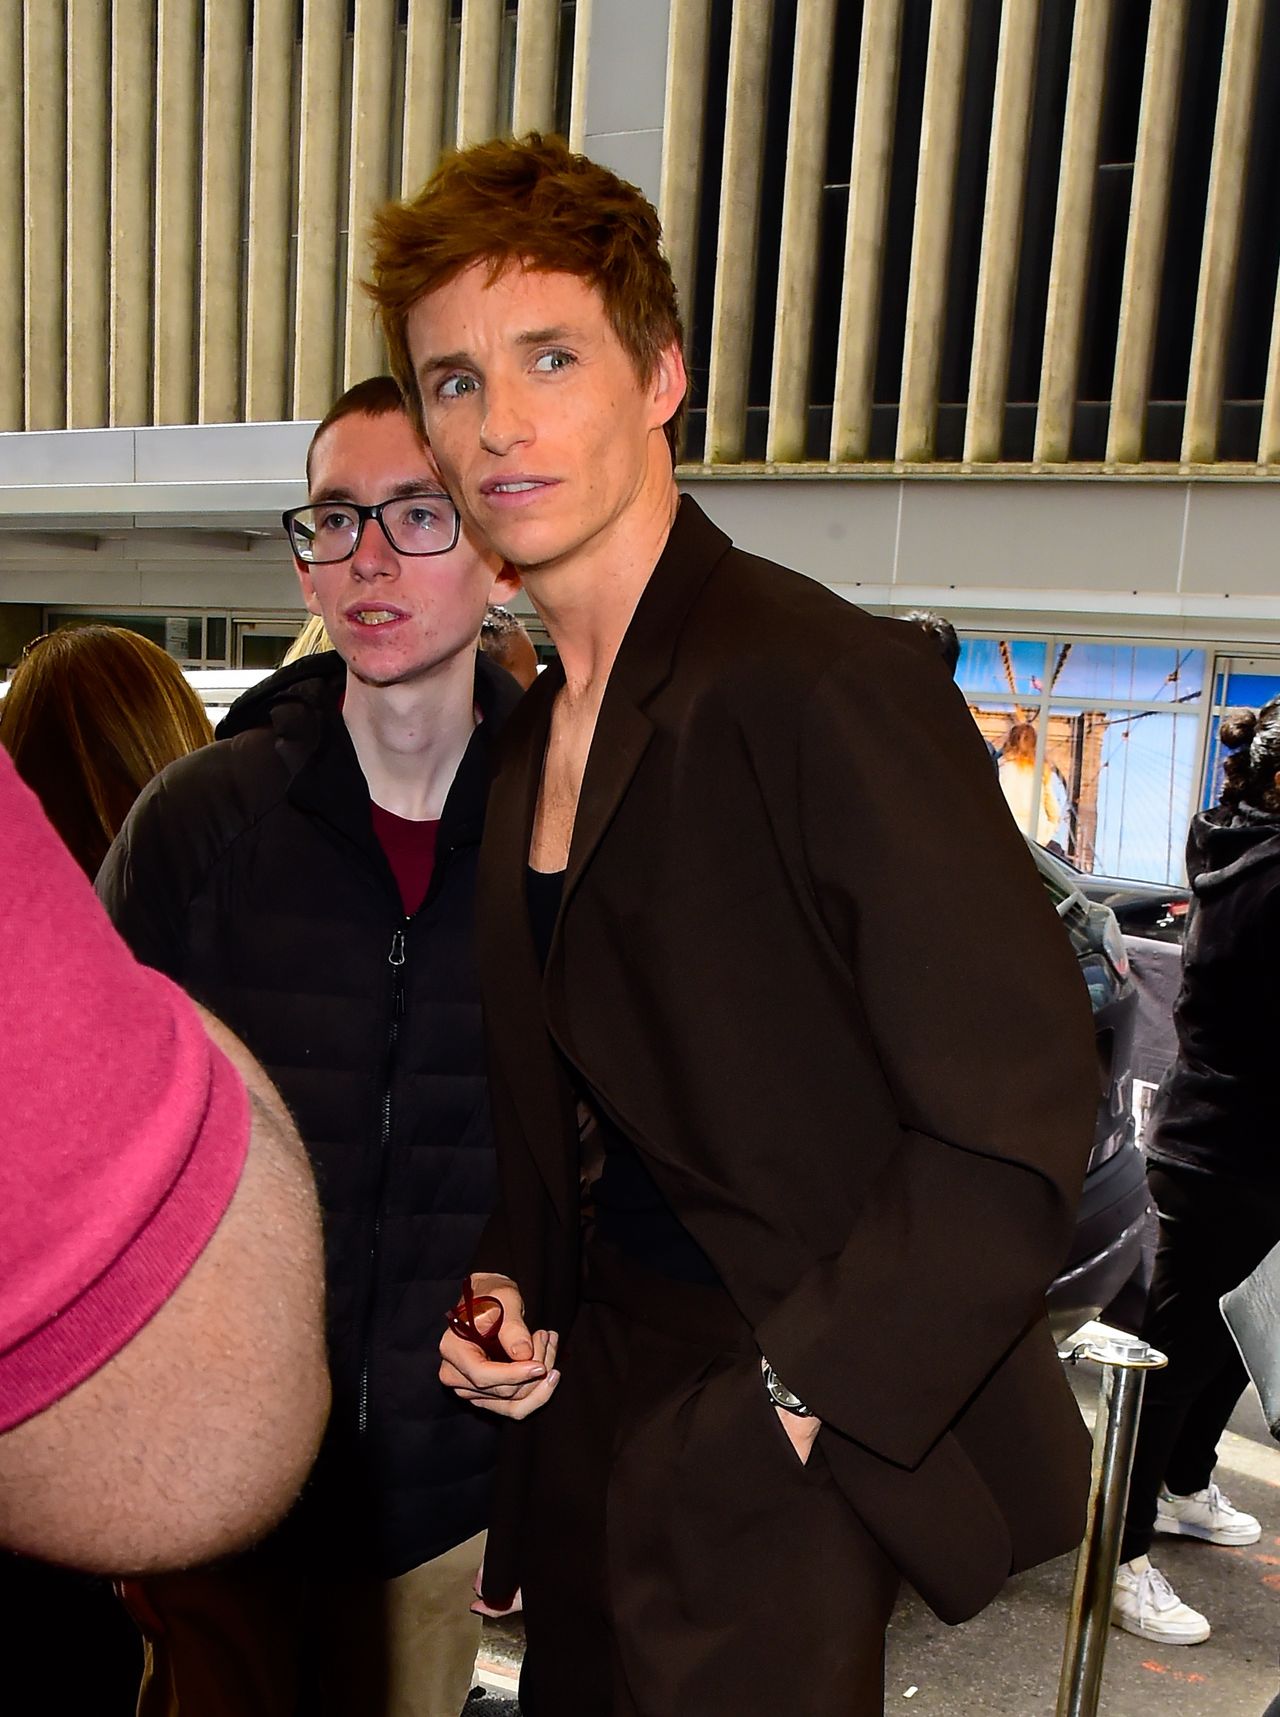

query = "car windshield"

[
  {"left": 1031, "top": 843, "right": 1081, "bottom": 912},
  {"left": 1036, "top": 842, "right": 1171, "bottom": 892}
]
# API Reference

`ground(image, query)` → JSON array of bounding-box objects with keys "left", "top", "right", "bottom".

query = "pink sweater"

[{"left": 0, "top": 752, "right": 249, "bottom": 1431}]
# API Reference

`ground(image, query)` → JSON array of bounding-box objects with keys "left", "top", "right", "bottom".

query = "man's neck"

[
  {"left": 341, "top": 650, "right": 478, "bottom": 821},
  {"left": 522, "top": 471, "right": 680, "bottom": 699}
]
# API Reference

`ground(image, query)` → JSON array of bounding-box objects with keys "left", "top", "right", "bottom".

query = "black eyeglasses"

[{"left": 282, "top": 493, "right": 462, "bottom": 564}]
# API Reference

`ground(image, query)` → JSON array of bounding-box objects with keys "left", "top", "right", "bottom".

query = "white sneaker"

[
  {"left": 1112, "top": 1556, "right": 1211, "bottom": 1644},
  {"left": 1156, "top": 1481, "right": 1262, "bottom": 1546}
]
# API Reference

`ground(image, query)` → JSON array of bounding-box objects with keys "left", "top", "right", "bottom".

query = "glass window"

[
  {"left": 1048, "top": 643, "right": 1205, "bottom": 705},
  {"left": 1216, "top": 664, "right": 1280, "bottom": 709},
  {"left": 162, "top": 617, "right": 203, "bottom": 661},
  {"left": 47, "top": 611, "right": 204, "bottom": 662},
  {"left": 958, "top": 632, "right": 1212, "bottom": 885},
  {"left": 49, "top": 612, "right": 169, "bottom": 649},
  {"left": 234, "top": 619, "right": 306, "bottom": 670},
  {"left": 1202, "top": 714, "right": 1225, "bottom": 810},
  {"left": 240, "top": 632, "right": 297, "bottom": 671},
  {"left": 955, "top": 637, "right": 1049, "bottom": 697},
  {"left": 994, "top": 716, "right": 1072, "bottom": 848},
  {"left": 963, "top": 700, "right": 1021, "bottom": 771},
  {"left": 1051, "top": 703, "right": 1200, "bottom": 884}
]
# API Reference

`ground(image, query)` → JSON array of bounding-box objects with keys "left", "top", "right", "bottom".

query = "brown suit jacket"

[{"left": 474, "top": 496, "right": 1096, "bottom": 1623}]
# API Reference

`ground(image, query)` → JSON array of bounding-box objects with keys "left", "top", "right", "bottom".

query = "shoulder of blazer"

[{"left": 674, "top": 533, "right": 941, "bottom": 710}]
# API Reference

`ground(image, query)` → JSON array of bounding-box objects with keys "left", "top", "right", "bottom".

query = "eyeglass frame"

[{"left": 281, "top": 491, "right": 462, "bottom": 564}]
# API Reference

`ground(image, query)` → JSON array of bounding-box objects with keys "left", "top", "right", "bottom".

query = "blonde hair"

[
  {"left": 282, "top": 615, "right": 334, "bottom": 663},
  {"left": 0, "top": 625, "right": 214, "bottom": 877}
]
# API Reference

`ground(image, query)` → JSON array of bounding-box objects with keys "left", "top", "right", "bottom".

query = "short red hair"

[{"left": 366, "top": 134, "right": 685, "bottom": 448}]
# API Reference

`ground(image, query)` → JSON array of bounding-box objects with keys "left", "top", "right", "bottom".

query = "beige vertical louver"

[
  {"left": 6, "top": 0, "right": 586, "bottom": 433},
  {"left": 8, "top": 0, "right": 1280, "bottom": 473},
  {"left": 666, "top": 0, "right": 1280, "bottom": 472},
  {"left": 828, "top": 0, "right": 902, "bottom": 464}
]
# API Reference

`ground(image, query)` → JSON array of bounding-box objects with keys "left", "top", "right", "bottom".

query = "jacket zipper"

[{"left": 357, "top": 921, "right": 408, "bottom": 1438}]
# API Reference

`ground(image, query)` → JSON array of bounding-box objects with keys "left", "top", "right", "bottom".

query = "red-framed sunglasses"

[{"left": 446, "top": 1280, "right": 508, "bottom": 1362}]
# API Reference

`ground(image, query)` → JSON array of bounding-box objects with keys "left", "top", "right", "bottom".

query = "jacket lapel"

[
  {"left": 557, "top": 496, "right": 732, "bottom": 927},
  {"left": 557, "top": 698, "right": 653, "bottom": 921},
  {"left": 479, "top": 497, "right": 736, "bottom": 1219}
]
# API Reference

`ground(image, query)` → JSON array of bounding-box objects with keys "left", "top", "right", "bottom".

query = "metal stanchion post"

[{"left": 1055, "top": 1323, "right": 1168, "bottom": 1717}]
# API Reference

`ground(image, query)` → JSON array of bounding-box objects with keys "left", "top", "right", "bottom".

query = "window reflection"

[
  {"left": 996, "top": 719, "right": 1070, "bottom": 847},
  {"left": 957, "top": 637, "right": 1207, "bottom": 886},
  {"left": 1049, "top": 644, "right": 1204, "bottom": 704},
  {"left": 1054, "top": 705, "right": 1197, "bottom": 884},
  {"left": 954, "top": 637, "right": 1049, "bottom": 696}
]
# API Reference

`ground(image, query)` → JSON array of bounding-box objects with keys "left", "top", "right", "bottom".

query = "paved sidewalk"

[
  {"left": 467, "top": 1365, "right": 1280, "bottom": 1713},
  {"left": 879, "top": 1366, "right": 1280, "bottom": 1715}
]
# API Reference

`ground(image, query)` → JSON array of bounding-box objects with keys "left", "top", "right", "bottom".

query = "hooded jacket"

[
  {"left": 1147, "top": 801, "right": 1280, "bottom": 1184},
  {"left": 97, "top": 649, "right": 521, "bottom": 1576}
]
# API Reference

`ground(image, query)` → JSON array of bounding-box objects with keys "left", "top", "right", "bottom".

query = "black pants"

[
  {"left": 517, "top": 1242, "right": 900, "bottom": 1717},
  {"left": 1120, "top": 1161, "right": 1280, "bottom": 1564}
]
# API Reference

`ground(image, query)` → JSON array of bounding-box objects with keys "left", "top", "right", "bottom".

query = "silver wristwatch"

[{"left": 761, "top": 1359, "right": 813, "bottom": 1417}]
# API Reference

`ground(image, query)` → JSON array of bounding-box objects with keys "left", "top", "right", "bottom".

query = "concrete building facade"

[{"left": 4, "top": 0, "right": 1280, "bottom": 880}]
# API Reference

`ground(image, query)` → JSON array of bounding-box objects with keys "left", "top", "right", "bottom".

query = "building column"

[{"left": 577, "top": 0, "right": 671, "bottom": 205}]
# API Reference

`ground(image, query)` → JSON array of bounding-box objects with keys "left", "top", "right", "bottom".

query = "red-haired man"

[{"left": 369, "top": 135, "right": 1096, "bottom": 1716}]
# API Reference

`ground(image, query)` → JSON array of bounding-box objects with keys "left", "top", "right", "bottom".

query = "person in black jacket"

[
  {"left": 97, "top": 376, "right": 522, "bottom": 1717},
  {"left": 368, "top": 138, "right": 1095, "bottom": 1717},
  {"left": 1111, "top": 701, "right": 1280, "bottom": 1648}
]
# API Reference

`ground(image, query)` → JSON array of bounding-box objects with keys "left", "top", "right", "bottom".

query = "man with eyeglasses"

[{"left": 97, "top": 375, "right": 522, "bottom": 1717}]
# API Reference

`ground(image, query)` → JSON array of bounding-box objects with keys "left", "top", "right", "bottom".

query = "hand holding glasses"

[
  {"left": 282, "top": 492, "right": 462, "bottom": 563},
  {"left": 441, "top": 1277, "right": 560, "bottom": 1421},
  {"left": 446, "top": 1279, "right": 510, "bottom": 1363}
]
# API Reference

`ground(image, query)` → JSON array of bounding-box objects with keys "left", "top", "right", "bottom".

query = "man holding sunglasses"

[
  {"left": 97, "top": 376, "right": 522, "bottom": 1717},
  {"left": 366, "top": 137, "right": 1097, "bottom": 1717}
]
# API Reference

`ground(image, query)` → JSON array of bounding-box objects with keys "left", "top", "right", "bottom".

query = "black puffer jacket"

[
  {"left": 98, "top": 650, "right": 520, "bottom": 1575},
  {"left": 1148, "top": 801, "right": 1280, "bottom": 1186}
]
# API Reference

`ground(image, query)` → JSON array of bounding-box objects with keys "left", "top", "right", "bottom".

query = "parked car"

[
  {"left": 1041, "top": 847, "right": 1191, "bottom": 945},
  {"left": 1030, "top": 843, "right": 1152, "bottom": 1340}
]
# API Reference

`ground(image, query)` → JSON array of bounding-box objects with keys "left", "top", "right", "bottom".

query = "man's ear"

[
  {"left": 488, "top": 559, "right": 523, "bottom": 606},
  {"left": 294, "top": 560, "right": 324, "bottom": 618},
  {"left": 650, "top": 341, "right": 688, "bottom": 431}
]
